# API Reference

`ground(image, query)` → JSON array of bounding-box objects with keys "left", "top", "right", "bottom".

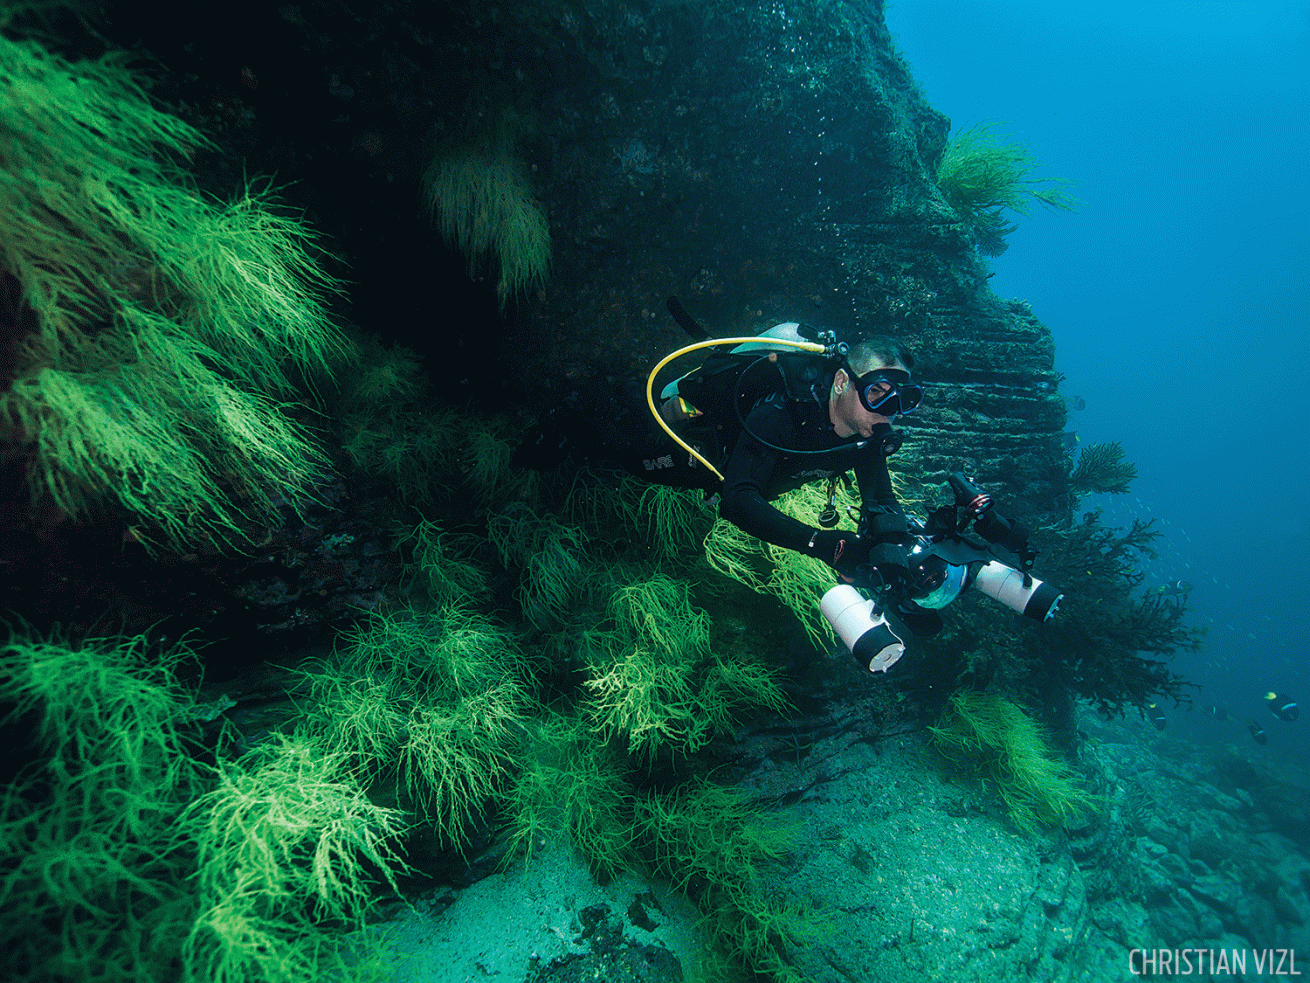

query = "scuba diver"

[
  {"left": 662, "top": 324, "right": 919, "bottom": 598},
  {"left": 519, "top": 300, "right": 926, "bottom": 612},
  {"left": 518, "top": 299, "right": 1061, "bottom": 671}
]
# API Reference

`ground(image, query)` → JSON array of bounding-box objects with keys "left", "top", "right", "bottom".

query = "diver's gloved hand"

[
  {"left": 864, "top": 541, "right": 910, "bottom": 592},
  {"left": 807, "top": 531, "right": 913, "bottom": 591},
  {"left": 805, "top": 530, "right": 871, "bottom": 583},
  {"left": 856, "top": 507, "right": 913, "bottom": 592}
]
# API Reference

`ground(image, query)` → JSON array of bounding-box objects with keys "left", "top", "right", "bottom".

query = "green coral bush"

[
  {"left": 300, "top": 606, "right": 533, "bottom": 847},
  {"left": 501, "top": 711, "right": 635, "bottom": 880},
  {"left": 635, "top": 483, "right": 718, "bottom": 564},
  {"left": 487, "top": 502, "right": 589, "bottom": 628},
  {"left": 559, "top": 463, "right": 646, "bottom": 534},
  {"left": 335, "top": 335, "right": 463, "bottom": 507},
  {"left": 421, "top": 82, "right": 550, "bottom": 307},
  {"left": 931, "top": 688, "right": 1096, "bottom": 835},
  {"left": 936, "top": 121, "right": 1077, "bottom": 256},
  {"left": 0, "top": 628, "right": 204, "bottom": 982},
  {"left": 1069, "top": 440, "right": 1138, "bottom": 496},
  {"left": 636, "top": 777, "right": 821, "bottom": 983},
  {"left": 396, "top": 516, "right": 492, "bottom": 610},
  {"left": 0, "top": 627, "right": 207, "bottom": 829},
  {"left": 182, "top": 733, "right": 409, "bottom": 983},
  {"left": 0, "top": 627, "right": 408, "bottom": 983},
  {"left": 0, "top": 33, "right": 350, "bottom": 550},
  {"left": 334, "top": 335, "right": 542, "bottom": 514},
  {"left": 463, "top": 415, "right": 526, "bottom": 497},
  {"left": 1037, "top": 510, "right": 1201, "bottom": 716},
  {"left": 704, "top": 481, "right": 854, "bottom": 648},
  {"left": 578, "top": 570, "right": 791, "bottom": 758}
]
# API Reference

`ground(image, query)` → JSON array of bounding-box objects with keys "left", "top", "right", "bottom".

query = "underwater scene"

[{"left": 1, "top": 1, "right": 1306, "bottom": 981}]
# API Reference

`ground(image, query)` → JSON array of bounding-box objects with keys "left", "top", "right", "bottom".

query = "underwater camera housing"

[
  {"left": 820, "top": 473, "right": 1063, "bottom": 672},
  {"left": 908, "top": 541, "right": 1063, "bottom": 622},
  {"left": 912, "top": 472, "right": 1063, "bottom": 622}
]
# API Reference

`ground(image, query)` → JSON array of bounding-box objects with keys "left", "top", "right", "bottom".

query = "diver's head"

[{"left": 829, "top": 335, "right": 920, "bottom": 438}]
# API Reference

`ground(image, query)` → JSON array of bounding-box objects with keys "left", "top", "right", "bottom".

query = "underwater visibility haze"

[
  {"left": 0, "top": 2, "right": 1307, "bottom": 981},
  {"left": 890, "top": 0, "right": 1310, "bottom": 758}
]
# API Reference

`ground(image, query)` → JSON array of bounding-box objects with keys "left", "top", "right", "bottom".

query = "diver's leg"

[{"left": 606, "top": 439, "right": 711, "bottom": 490}]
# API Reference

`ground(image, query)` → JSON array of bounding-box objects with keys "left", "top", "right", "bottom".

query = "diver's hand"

[
  {"left": 805, "top": 530, "right": 871, "bottom": 583},
  {"left": 807, "top": 532, "right": 915, "bottom": 592},
  {"left": 865, "top": 542, "right": 910, "bottom": 592}
]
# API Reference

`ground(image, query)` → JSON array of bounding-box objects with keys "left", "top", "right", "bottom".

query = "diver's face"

[{"left": 830, "top": 366, "right": 898, "bottom": 439}]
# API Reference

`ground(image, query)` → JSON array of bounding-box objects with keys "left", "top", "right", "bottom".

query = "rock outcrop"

[{"left": 466, "top": 0, "right": 1071, "bottom": 517}]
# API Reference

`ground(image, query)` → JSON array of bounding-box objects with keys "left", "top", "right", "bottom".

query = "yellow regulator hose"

[{"left": 645, "top": 336, "right": 827, "bottom": 483}]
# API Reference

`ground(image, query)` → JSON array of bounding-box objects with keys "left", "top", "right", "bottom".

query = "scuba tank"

[
  {"left": 667, "top": 322, "right": 836, "bottom": 422},
  {"left": 648, "top": 303, "right": 836, "bottom": 483}
]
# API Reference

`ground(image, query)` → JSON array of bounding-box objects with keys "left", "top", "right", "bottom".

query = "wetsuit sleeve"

[
  {"left": 853, "top": 424, "right": 902, "bottom": 514},
  {"left": 716, "top": 401, "right": 815, "bottom": 551},
  {"left": 853, "top": 426, "right": 911, "bottom": 580}
]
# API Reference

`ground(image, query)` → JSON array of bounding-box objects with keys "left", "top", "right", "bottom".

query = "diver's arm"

[
  {"left": 718, "top": 449, "right": 814, "bottom": 549},
  {"left": 852, "top": 425, "right": 903, "bottom": 515},
  {"left": 852, "top": 429, "right": 917, "bottom": 592},
  {"left": 719, "top": 406, "right": 896, "bottom": 580},
  {"left": 717, "top": 403, "right": 816, "bottom": 551}
]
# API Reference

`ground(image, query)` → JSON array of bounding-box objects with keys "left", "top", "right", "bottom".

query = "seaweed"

[{"left": 931, "top": 688, "right": 1097, "bottom": 835}]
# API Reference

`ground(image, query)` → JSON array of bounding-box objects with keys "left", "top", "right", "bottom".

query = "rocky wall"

[{"left": 458, "top": 0, "right": 1073, "bottom": 520}]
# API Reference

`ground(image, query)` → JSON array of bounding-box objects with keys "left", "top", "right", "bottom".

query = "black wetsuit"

[
  {"left": 613, "top": 358, "right": 902, "bottom": 552},
  {"left": 715, "top": 391, "right": 902, "bottom": 551}
]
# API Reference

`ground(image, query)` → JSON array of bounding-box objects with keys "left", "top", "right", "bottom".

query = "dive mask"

[{"left": 847, "top": 365, "right": 923, "bottom": 417}]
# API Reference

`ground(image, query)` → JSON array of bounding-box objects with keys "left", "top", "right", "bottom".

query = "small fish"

[
  {"left": 1203, "top": 706, "right": 1229, "bottom": 722},
  {"left": 1147, "top": 703, "right": 1167, "bottom": 731},
  {"left": 1249, "top": 721, "right": 1267, "bottom": 745},
  {"left": 1265, "top": 692, "right": 1299, "bottom": 722},
  {"left": 1152, "top": 580, "right": 1193, "bottom": 598}
]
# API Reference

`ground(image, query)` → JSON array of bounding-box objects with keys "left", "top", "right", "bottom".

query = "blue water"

[{"left": 888, "top": 1, "right": 1310, "bottom": 759}]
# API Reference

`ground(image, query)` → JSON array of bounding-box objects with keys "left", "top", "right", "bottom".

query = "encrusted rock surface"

[{"left": 372, "top": 651, "right": 1310, "bottom": 983}]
